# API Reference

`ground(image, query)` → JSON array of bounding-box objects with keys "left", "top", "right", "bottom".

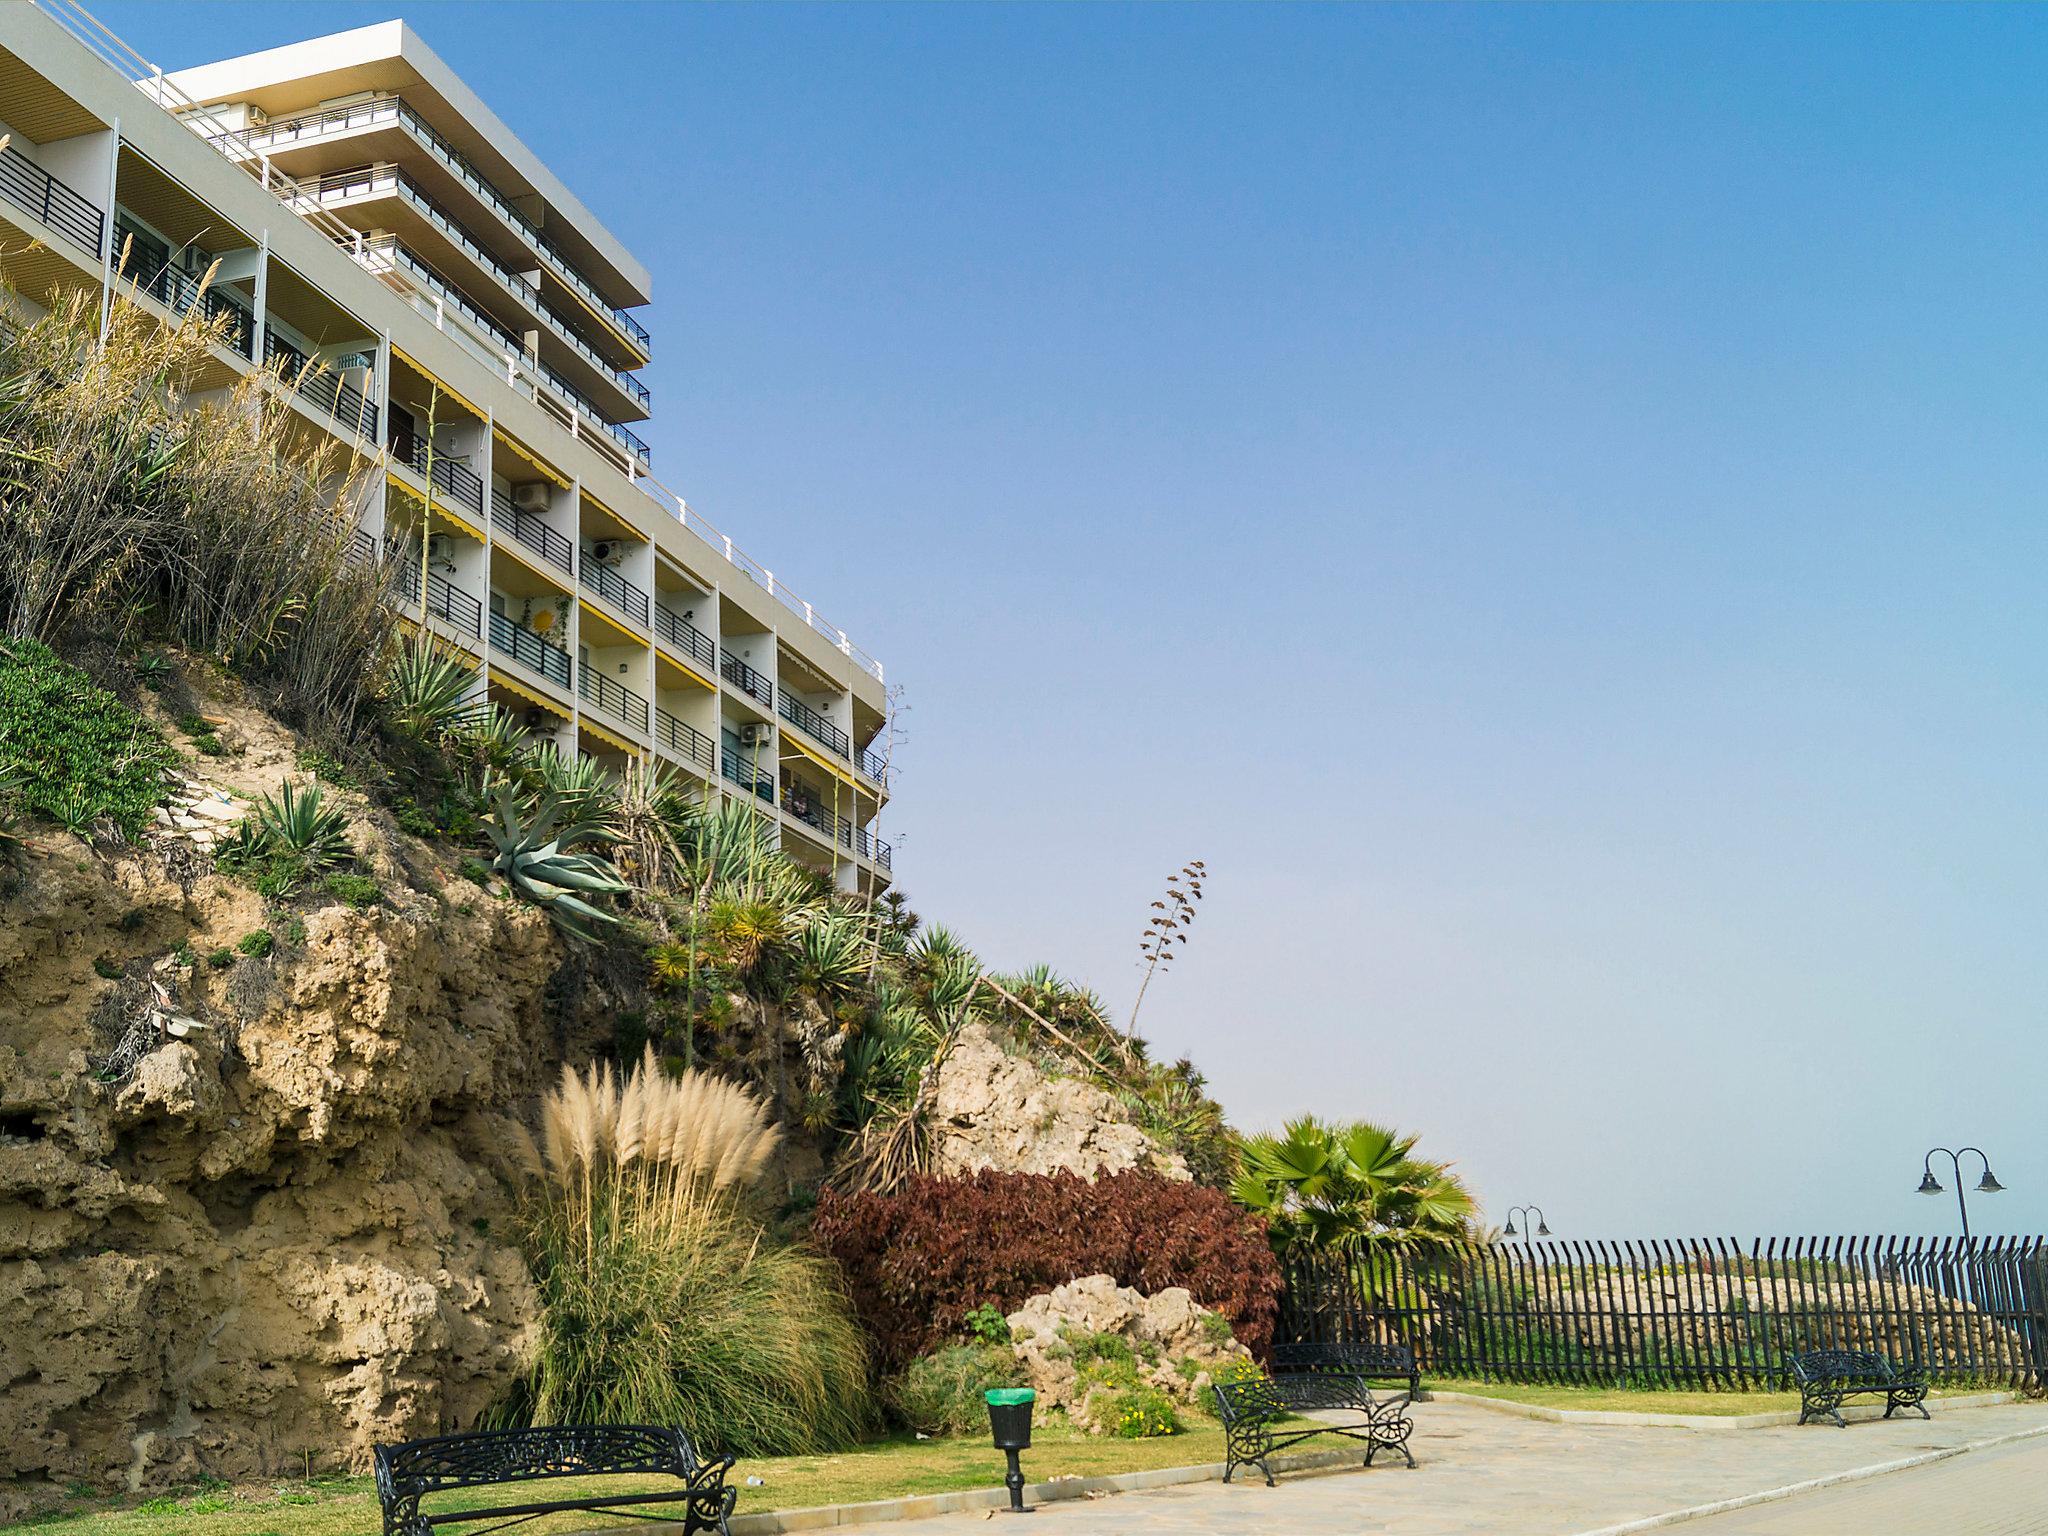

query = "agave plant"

[
  {"left": 482, "top": 781, "right": 629, "bottom": 941},
  {"left": 383, "top": 631, "right": 480, "bottom": 743},
  {"left": 522, "top": 745, "right": 622, "bottom": 838}
]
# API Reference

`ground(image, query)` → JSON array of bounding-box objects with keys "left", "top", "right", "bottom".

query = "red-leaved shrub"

[{"left": 812, "top": 1169, "right": 1282, "bottom": 1369}]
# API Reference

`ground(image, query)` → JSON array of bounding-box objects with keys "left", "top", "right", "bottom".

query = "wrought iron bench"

[
  {"left": 374, "top": 1424, "right": 737, "bottom": 1536},
  {"left": 1212, "top": 1368, "right": 1415, "bottom": 1486},
  {"left": 1272, "top": 1340, "right": 1421, "bottom": 1402},
  {"left": 1786, "top": 1349, "right": 1930, "bottom": 1429}
]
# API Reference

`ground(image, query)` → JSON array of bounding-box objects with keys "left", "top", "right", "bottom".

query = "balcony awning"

[
  {"left": 781, "top": 729, "right": 858, "bottom": 793},
  {"left": 487, "top": 663, "right": 570, "bottom": 719},
  {"left": 492, "top": 426, "right": 571, "bottom": 489},
  {"left": 579, "top": 716, "right": 640, "bottom": 756},
  {"left": 391, "top": 345, "right": 488, "bottom": 421}
]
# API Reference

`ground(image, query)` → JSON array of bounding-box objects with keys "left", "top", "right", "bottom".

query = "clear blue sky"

[{"left": 96, "top": 2, "right": 2048, "bottom": 1238}]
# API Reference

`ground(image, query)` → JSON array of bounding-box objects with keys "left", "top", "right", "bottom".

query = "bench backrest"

[
  {"left": 1787, "top": 1349, "right": 1894, "bottom": 1383},
  {"left": 374, "top": 1424, "right": 701, "bottom": 1508},
  {"left": 1213, "top": 1370, "right": 1374, "bottom": 1424},
  {"left": 1272, "top": 1341, "right": 1416, "bottom": 1381}
]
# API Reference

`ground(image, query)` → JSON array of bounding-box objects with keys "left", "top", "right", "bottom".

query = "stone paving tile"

[
  {"left": 891, "top": 1402, "right": 2048, "bottom": 1536},
  {"left": 1675, "top": 1431, "right": 2048, "bottom": 1535}
]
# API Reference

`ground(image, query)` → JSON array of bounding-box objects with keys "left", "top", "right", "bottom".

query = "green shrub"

[
  {"left": 281, "top": 915, "right": 306, "bottom": 946},
  {"left": 963, "top": 1302, "right": 1012, "bottom": 1346},
  {"left": 235, "top": 929, "right": 274, "bottom": 958},
  {"left": 1097, "top": 1383, "right": 1180, "bottom": 1439},
  {"left": 0, "top": 639, "right": 177, "bottom": 840},
  {"left": 171, "top": 940, "right": 196, "bottom": 968},
  {"left": 191, "top": 733, "right": 225, "bottom": 757},
  {"left": 296, "top": 748, "right": 360, "bottom": 789},
  {"left": 1201, "top": 1310, "right": 1236, "bottom": 1347},
  {"left": 206, "top": 947, "right": 233, "bottom": 969},
  {"left": 892, "top": 1343, "right": 1024, "bottom": 1436},
  {"left": 92, "top": 957, "right": 124, "bottom": 980},
  {"left": 458, "top": 857, "right": 494, "bottom": 888},
  {"left": 322, "top": 872, "right": 382, "bottom": 911}
]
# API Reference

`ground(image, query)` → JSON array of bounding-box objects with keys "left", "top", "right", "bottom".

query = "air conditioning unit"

[
  {"left": 588, "top": 539, "right": 622, "bottom": 565},
  {"left": 511, "top": 483, "right": 550, "bottom": 513},
  {"left": 521, "top": 707, "right": 550, "bottom": 731},
  {"left": 739, "top": 722, "right": 772, "bottom": 749},
  {"left": 426, "top": 533, "right": 453, "bottom": 562}
]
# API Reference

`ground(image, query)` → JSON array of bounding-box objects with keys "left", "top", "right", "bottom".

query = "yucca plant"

[
  {"left": 482, "top": 781, "right": 628, "bottom": 941},
  {"left": 383, "top": 630, "right": 481, "bottom": 743},
  {"left": 523, "top": 745, "right": 621, "bottom": 839},
  {"left": 515, "top": 1050, "right": 870, "bottom": 1451}
]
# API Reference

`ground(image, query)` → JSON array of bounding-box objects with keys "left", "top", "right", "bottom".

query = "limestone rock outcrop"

[
  {"left": 1005, "top": 1273, "right": 1250, "bottom": 1423},
  {"left": 929, "top": 1023, "right": 1187, "bottom": 1181}
]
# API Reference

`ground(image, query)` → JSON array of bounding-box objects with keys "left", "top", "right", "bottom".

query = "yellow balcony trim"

[
  {"left": 654, "top": 648, "right": 716, "bottom": 693},
  {"left": 781, "top": 730, "right": 858, "bottom": 793},
  {"left": 487, "top": 664, "right": 571, "bottom": 717},
  {"left": 491, "top": 426, "right": 570, "bottom": 489},
  {"left": 491, "top": 532, "right": 571, "bottom": 592},
  {"left": 579, "top": 716, "right": 640, "bottom": 755},
  {"left": 578, "top": 598, "right": 645, "bottom": 648},
  {"left": 386, "top": 470, "right": 487, "bottom": 542},
  {"left": 390, "top": 346, "right": 488, "bottom": 421}
]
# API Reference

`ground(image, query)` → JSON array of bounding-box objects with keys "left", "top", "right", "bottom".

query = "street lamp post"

[
  {"left": 1917, "top": 1147, "right": 2005, "bottom": 1241},
  {"left": 1502, "top": 1205, "right": 1552, "bottom": 1243}
]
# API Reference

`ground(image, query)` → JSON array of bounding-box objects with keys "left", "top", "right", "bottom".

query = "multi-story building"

[{"left": 0, "top": 2, "right": 893, "bottom": 890}]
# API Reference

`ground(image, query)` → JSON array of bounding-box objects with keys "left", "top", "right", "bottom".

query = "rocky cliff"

[{"left": 0, "top": 688, "right": 623, "bottom": 1517}]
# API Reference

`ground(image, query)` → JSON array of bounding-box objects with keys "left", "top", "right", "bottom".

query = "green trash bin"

[{"left": 985, "top": 1388, "right": 1036, "bottom": 1513}]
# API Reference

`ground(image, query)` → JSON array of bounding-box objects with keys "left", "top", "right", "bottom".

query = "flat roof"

[{"left": 165, "top": 19, "right": 651, "bottom": 307}]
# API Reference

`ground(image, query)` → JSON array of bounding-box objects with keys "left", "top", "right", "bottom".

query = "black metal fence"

[{"left": 1280, "top": 1237, "right": 2048, "bottom": 1391}]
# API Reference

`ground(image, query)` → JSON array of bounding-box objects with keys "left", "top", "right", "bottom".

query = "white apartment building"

[{"left": 0, "top": 1, "right": 893, "bottom": 889}]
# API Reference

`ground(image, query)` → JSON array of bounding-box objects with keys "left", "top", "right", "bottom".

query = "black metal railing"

[
  {"left": 390, "top": 557, "right": 482, "bottom": 638},
  {"left": 719, "top": 649, "right": 773, "bottom": 706},
  {"left": 654, "top": 708, "right": 715, "bottom": 772},
  {"left": 0, "top": 141, "right": 103, "bottom": 253},
  {"left": 577, "top": 660, "right": 650, "bottom": 734},
  {"left": 541, "top": 359, "right": 652, "bottom": 466},
  {"left": 776, "top": 691, "right": 852, "bottom": 758},
  {"left": 392, "top": 430, "right": 484, "bottom": 516},
  {"left": 860, "top": 746, "right": 890, "bottom": 786},
  {"left": 489, "top": 609, "right": 570, "bottom": 687},
  {"left": 1280, "top": 1237, "right": 2048, "bottom": 1392},
  {"left": 132, "top": 262, "right": 254, "bottom": 356},
  {"left": 345, "top": 527, "right": 375, "bottom": 569},
  {"left": 652, "top": 605, "right": 716, "bottom": 672},
  {"left": 857, "top": 826, "right": 893, "bottom": 870},
  {"left": 266, "top": 332, "right": 378, "bottom": 438},
  {"left": 580, "top": 555, "right": 650, "bottom": 628},
  {"left": 489, "top": 488, "right": 574, "bottom": 574},
  {"left": 721, "top": 746, "right": 776, "bottom": 802}
]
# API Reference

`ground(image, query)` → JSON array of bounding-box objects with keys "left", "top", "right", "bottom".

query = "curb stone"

[
  {"left": 1564, "top": 1420, "right": 2048, "bottom": 1535},
  {"left": 1422, "top": 1387, "right": 2017, "bottom": 1432}
]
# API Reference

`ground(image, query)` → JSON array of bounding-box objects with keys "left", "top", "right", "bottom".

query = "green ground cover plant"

[{"left": 0, "top": 639, "right": 178, "bottom": 840}]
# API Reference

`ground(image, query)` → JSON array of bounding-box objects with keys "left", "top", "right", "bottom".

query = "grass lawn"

[
  {"left": 1425, "top": 1378, "right": 1975, "bottom": 1416},
  {"left": 20, "top": 1418, "right": 1241, "bottom": 1536}
]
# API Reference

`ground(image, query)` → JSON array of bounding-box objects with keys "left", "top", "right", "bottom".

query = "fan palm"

[{"left": 1233, "top": 1116, "right": 1476, "bottom": 1258}]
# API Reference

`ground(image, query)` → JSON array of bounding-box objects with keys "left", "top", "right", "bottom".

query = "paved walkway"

[
  {"left": 894, "top": 1401, "right": 2048, "bottom": 1536},
  {"left": 1677, "top": 1428, "right": 2048, "bottom": 1534}
]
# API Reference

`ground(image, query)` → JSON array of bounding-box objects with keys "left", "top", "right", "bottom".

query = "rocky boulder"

[
  {"left": 930, "top": 1023, "right": 1187, "bottom": 1181},
  {"left": 1005, "top": 1273, "right": 1250, "bottom": 1424}
]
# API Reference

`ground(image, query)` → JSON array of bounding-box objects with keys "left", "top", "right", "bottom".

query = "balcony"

[
  {"left": 720, "top": 650, "right": 773, "bottom": 708},
  {"left": 653, "top": 605, "right": 716, "bottom": 673},
  {"left": 489, "top": 487, "right": 573, "bottom": 575},
  {"left": 580, "top": 556, "right": 651, "bottom": 628},
  {"left": 0, "top": 140, "right": 103, "bottom": 254},
  {"left": 777, "top": 692, "right": 851, "bottom": 759},
  {"left": 489, "top": 608, "right": 570, "bottom": 687},
  {"left": 781, "top": 785, "right": 892, "bottom": 869},
  {"left": 391, "top": 556, "right": 482, "bottom": 638},
  {"left": 391, "top": 427, "right": 485, "bottom": 517},
  {"left": 654, "top": 708, "right": 715, "bottom": 773},
  {"left": 265, "top": 332, "right": 378, "bottom": 439},
  {"left": 720, "top": 746, "right": 775, "bottom": 802},
  {"left": 217, "top": 95, "right": 650, "bottom": 362},
  {"left": 132, "top": 261, "right": 254, "bottom": 357},
  {"left": 578, "top": 659, "right": 650, "bottom": 735},
  {"left": 860, "top": 745, "right": 890, "bottom": 787}
]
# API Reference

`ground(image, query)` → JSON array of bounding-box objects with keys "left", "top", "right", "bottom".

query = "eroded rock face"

[
  {"left": 0, "top": 781, "right": 607, "bottom": 1515},
  {"left": 929, "top": 1023, "right": 1188, "bottom": 1181},
  {"left": 1005, "top": 1274, "right": 1251, "bottom": 1425}
]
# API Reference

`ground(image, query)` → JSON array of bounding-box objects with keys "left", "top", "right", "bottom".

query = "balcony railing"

[
  {"left": 720, "top": 746, "right": 776, "bottom": 802},
  {"left": 345, "top": 527, "right": 375, "bottom": 569},
  {"left": 777, "top": 692, "right": 851, "bottom": 758},
  {"left": 653, "top": 605, "right": 716, "bottom": 672},
  {"left": 578, "top": 659, "right": 650, "bottom": 734},
  {"left": 580, "top": 555, "right": 651, "bottom": 628},
  {"left": 391, "top": 429, "right": 485, "bottom": 516},
  {"left": 654, "top": 708, "right": 715, "bottom": 772},
  {"left": 541, "top": 359, "right": 652, "bottom": 466},
  {"left": 859, "top": 746, "right": 890, "bottom": 787},
  {"left": 390, "top": 555, "right": 483, "bottom": 638},
  {"left": 779, "top": 787, "right": 891, "bottom": 869},
  {"left": 489, "top": 487, "right": 574, "bottom": 574},
  {"left": 131, "top": 261, "right": 254, "bottom": 356},
  {"left": 215, "top": 94, "right": 651, "bottom": 359},
  {"left": 489, "top": 608, "right": 570, "bottom": 686},
  {"left": 0, "top": 139, "right": 103, "bottom": 254},
  {"left": 265, "top": 332, "right": 378, "bottom": 439},
  {"left": 720, "top": 649, "right": 774, "bottom": 707}
]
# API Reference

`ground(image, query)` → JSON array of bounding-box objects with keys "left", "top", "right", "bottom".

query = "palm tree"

[{"left": 1232, "top": 1117, "right": 1476, "bottom": 1258}]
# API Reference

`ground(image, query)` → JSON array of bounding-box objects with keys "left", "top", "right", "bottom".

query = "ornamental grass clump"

[{"left": 518, "top": 1050, "right": 870, "bottom": 1454}]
